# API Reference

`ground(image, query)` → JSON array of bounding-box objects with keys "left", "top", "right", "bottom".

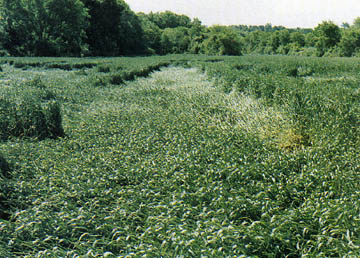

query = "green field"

[{"left": 0, "top": 55, "right": 359, "bottom": 257}]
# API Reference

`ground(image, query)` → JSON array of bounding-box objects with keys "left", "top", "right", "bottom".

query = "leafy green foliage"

[
  {"left": 138, "top": 13, "right": 162, "bottom": 54},
  {"left": 0, "top": 0, "right": 88, "bottom": 56},
  {"left": 146, "top": 11, "right": 192, "bottom": 29},
  {"left": 314, "top": 21, "right": 341, "bottom": 56},
  {"left": 160, "top": 27, "right": 190, "bottom": 54},
  {"left": 353, "top": 17, "right": 360, "bottom": 28},
  {"left": 235, "top": 18, "right": 360, "bottom": 58},
  {"left": 199, "top": 26, "right": 242, "bottom": 56},
  {"left": 81, "top": 0, "right": 145, "bottom": 56},
  {"left": 0, "top": 0, "right": 360, "bottom": 59},
  {"left": 339, "top": 28, "right": 360, "bottom": 57},
  {"left": 138, "top": 12, "right": 241, "bottom": 56}
]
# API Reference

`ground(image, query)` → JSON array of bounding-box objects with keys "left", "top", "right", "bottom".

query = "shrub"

[
  {"left": 323, "top": 46, "right": 342, "bottom": 57},
  {"left": 297, "top": 47, "right": 317, "bottom": 57}
]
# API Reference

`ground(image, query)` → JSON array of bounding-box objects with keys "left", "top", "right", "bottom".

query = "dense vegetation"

[
  {"left": 0, "top": 54, "right": 359, "bottom": 257},
  {"left": 0, "top": 1, "right": 359, "bottom": 257},
  {"left": 1, "top": 0, "right": 360, "bottom": 57},
  {"left": 0, "top": 79, "right": 64, "bottom": 140}
]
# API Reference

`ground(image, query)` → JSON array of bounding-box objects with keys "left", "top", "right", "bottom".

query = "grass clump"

[
  {"left": 0, "top": 77, "right": 64, "bottom": 140},
  {"left": 109, "top": 73, "right": 124, "bottom": 85},
  {"left": 97, "top": 65, "right": 111, "bottom": 73},
  {"left": 0, "top": 98, "right": 64, "bottom": 140},
  {"left": 0, "top": 153, "right": 9, "bottom": 177},
  {"left": 0, "top": 152, "right": 11, "bottom": 221}
]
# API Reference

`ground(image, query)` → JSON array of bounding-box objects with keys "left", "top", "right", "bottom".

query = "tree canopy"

[
  {"left": 338, "top": 28, "right": 360, "bottom": 57},
  {"left": 81, "top": 0, "right": 145, "bottom": 56},
  {"left": 0, "top": 0, "right": 88, "bottom": 56},
  {"left": 199, "top": 26, "right": 242, "bottom": 55},
  {"left": 314, "top": 21, "right": 341, "bottom": 56},
  {"left": 0, "top": 1, "right": 359, "bottom": 58},
  {"left": 146, "top": 11, "right": 192, "bottom": 29}
]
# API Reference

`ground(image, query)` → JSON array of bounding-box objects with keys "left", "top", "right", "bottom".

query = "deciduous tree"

[
  {"left": 0, "top": 0, "right": 88, "bottom": 56},
  {"left": 199, "top": 26, "right": 242, "bottom": 56},
  {"left": 160, "top": 27, "right": 190, "bottom": 54},
  {"left": 81, "top": 0, "right": 145, "bottom": 56},
  {"left": 314, "top": 21, "right": 341, "bottom": 56},
  {"left": 146, "top": 11, "right": 192, "bottom": 29},
  {"left": 339, "top": 28, "right": 360, "bottom": 56},
  {"left": 353, "top": 17, "right": 360, "bottom": 28},
  {"left": 138, "top": 13, "right": 162, "bottom": 54}
]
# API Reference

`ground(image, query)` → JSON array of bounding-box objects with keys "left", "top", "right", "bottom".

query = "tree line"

[
  {"left": 237, "top": 19, "right": 360, "bottom": 57},
  {"left": 0, "top": 0, "right": 359, "bottom": 57}
]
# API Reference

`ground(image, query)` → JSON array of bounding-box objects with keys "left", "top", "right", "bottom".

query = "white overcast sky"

[{"left": 126, "top": 0, "right": 360, "bottom": 28}]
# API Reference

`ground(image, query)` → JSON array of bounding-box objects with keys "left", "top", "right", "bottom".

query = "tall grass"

[
  {"left": 0, "top": 77, "right": 64, "bottom": 140},
  {"left": 0, "top": 152, "right": 11, "bottom": 224},
  {"left": 0, "top": 55, "right": 358, "bottom": 257},
  {"left": 0, "top": 153, "right": 9, "bottom": 177}
]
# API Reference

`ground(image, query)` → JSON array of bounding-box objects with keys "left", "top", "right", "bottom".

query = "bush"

[
  {"left": 353, "top": 50, "right": 360, "bottom": 57},
  {"left": 297, "top": 47, "right": 317, "bottom": 57},
  {"left": 323, "top": 46, "right": 342, "bottom": 57}
]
